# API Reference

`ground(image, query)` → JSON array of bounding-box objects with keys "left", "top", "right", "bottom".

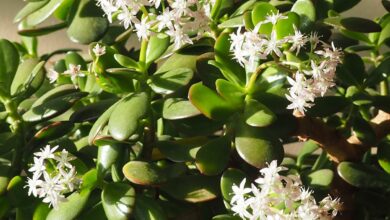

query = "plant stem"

[{"left": 139, "top": 39, "right": 148, "bottom": 73}]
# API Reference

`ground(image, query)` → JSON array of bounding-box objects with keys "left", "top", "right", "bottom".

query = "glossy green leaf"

[
  {"left": 291, "top": 0, "right": 315, "bottom": 31},
  {"left": 302, "top": 169, "right": 334, "bottom": 190},
  {"left": 146, "top": 33, "right": 170, "bottom": 66},
  {"left": 11, "top": 59, "right": 45, "bottom": 97},
  {"left": 0, "top": 39, "right": 20, "bottom": 93},
  {"left": 160, "top": 175, "right": 220, "bottom": 203},
  {"left": 251, "top": 2, "right": 277, "bottom": 34},
  {"left": 114, "top": 54, "right": 139, "bottom": 70},
  {"left": 31, "top": 84, "right": 77, "bottom": 108},
  {"left": 276, "top": 12, "right": 300, "bottom": 39},
  {"left": 162, "top": 98, "right": 201, "bottom": 120},
  {"left": 14, "top": 0, "right": 49, "bottom": 22},
  {"left": 212, "top": 214, "right": 241, "bottom": 220},
  {"left": 148, "top": 68, "right": 193, "bottom": 95},
  {"left": 102, "top": 183, "right": 135, "bottom": 220},
  {"left": 123, "top": 161, "right": 186, "bottom": 186},
  {"left": 338, "top": 162, "right": 390, "bottom": 192},
  {"left": 89, "top": 101, "right": 118, "bottom": 145},
  {"left": 32, "top": 203, "right": 50, "bottom": 220},
  {"left": 231, "top": 0, "right": 257, "bottom": 17},
  {"left": 53, "top": 0, "right": 75, "bottom": 20},
  {"left": 97, "top": 144, "right": 122, "bottom": 179},
  {"left": 379, "top": 20, "right": 390, "bottom": 46},
  {"left": 67, "top": 0, "right": 108, "bottom": 44},
  {"left": 189, "top": 82, "right": 236, "bottom": 121},
  {"left": 22, "top": 92, "right": 87, "bottom": 123},
  {"left": 220, "top": 168, "right": 247, "bottom": 202},
  {"left": 46, "top": 189, "right": 91, "bottom": 220},
  {"left": 244, "top": 99, "right": 276, "bottom": 127},
  {"left": 33, "top": 121, "right": 74, "bottom": 141},
  {"left": 134, "top": 196, "right": 167, "bottom": 220},
  {"left": 156, "top": 53, "right": 198, "bottom": 73},
  {"left": 214, "top": 33, "right": 245, "bottom": 86},
  {"left": 215, "top": 79, "right": 245, "bottom": 108},
  {"left": 70, "top": 99, "right": 116, "bottom": 122},
  {"left": 108, "top": 92, "right": 148, "bottom": 141},
  {"left": 333, "top": 0, "right": 361, "bottom": 12},
  {"left": 65, "top": 51, "right": 87, "bottom": 69},
  {"left": 235, "top": 120, "right": 284, "bottom": 168},
  {"left": 378, "top": 140, "right": 390, "bottom": 174},
  {"left": 26, "top": 0, "right": 65, "bottom": 26},
  {"left": 218, "top": 15, "right": 244, "bottom": 28},
  {"left": 156, "top": 137, "right": 207, "bottom": 162},
  {"left": 341, "top": 17, "right": 382, "bottom": 33},
  {"left": 296, "top": 140, "right": 319, "bottom": 167},
  {"left": 18, "top": 22, "right": 67, "bottom": 36},
  {"left": 195, "top": 136, "right": 231, "bottom": 175}
]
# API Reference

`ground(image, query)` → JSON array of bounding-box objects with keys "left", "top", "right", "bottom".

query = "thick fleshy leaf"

[
  {"left": 275, "top": 12, "right": 300, "bottom": 39},
  {"left": 302, "top": 169, "right": 334, "bottom": 190},
  {"left": 162, "top": 98, "right": 201, "bottom": 120},
  {"left": 134, "top": 196, "right": 167, "bottom": 220},
  {"left": 53, "top": 0, "right": 75, "bottom": 20},
  {"left": 33, "top": 121, "right": 74, "bottom": 141},
  {"left": 244, "top": 99, "right": 276, "bottom": 127},
  {"left": 235, "top": 120, "right": 284, "bottom": 168},
  {"left": 31, "top": 84, "right": 77, "bottom": 107},
  {"left": 333, "top": 0, "right": 361, "bottom": 12},
  {"left": 220, "top": 168, "right": 247, "bottom": 202},
  {"left": 18, "top": 22, "right": 67, "bottom": 37},
  {"left": 0, "top": 39, "right": 20, "bottom": 93},
  {"left": 160, "top": 175, "right": 220, "bottom": 203},
  {"left": 6, "top": 176, "right": 34, "bottom": 207},
  {"left": 215, "top": 79, "right": 245, "bottom": 108},
  {"left": 341, "top": 17, "right": 382, "bottom": 33},
  {"left": 195, "top": 136, "right": 231, "bottom": 175},
  {"left": 32, "top": 203, "right": 50, "bottom": 220},
  {"left": 214, "top": 33, "right": 245, "bottom": 86},
  {"left": 218, "top": 15, "right": 244, "bottom": 28},
  {"left": 231, "top": 0, "right": 257, "bottom": 17},
  {"left": 291, "top": 0, "right": 315, "bottom": 31},
  {"left": 97, "top": 144, "right": 122, "bottom": 179},
  {"left": 46, "top": 189, "right": 91, "bottom": 220},
  {"left": 102, "top": 183, "right": 135, "bottom": 220},
  {"left": 88, "top": 101, "right": 118, "bottom": 145},
  {"left": 123, "top": 161, "right": 186, "bottom": 186},
  {"left": 296, "top": 140, "right": 319, "bottom": 167},
  {"left": 212, "top": 214, "right": 241, "bottom": 220},
  {"left": 338, "top": 162, "right": 390, "bottom": 192},
  {"left": 108, "top": 92, "right": 148, "bottom": 141},
  {"left": 157, "top": 53, "right": 198, "bottom": 73},
  {"left": 14, "top": 0, "right": 49, "bottom": 22},
  {"left": 114, "top": 54, "right": 139, "bottom": 70},
  {"left": 379, "top": 20, "right": 390, "bottom": 46},
  {"left": 148, "top": 68, "right": 193, "bottom": 95},
  {"left": 70, "top": 99, "right": 116, "bottom": 122},
  {"left": 22, "top": 92, "right": 87, "bottom": 123},
  {"left": 146, "top": 34, "right": 170, "bottom": 66},
  {"left": 25, "top": 0, "right": 65, "bottom": 26},
  {"left": 251, "top": 2, "right": 277, "bottom": 34},
  {"left": 67, "top": 0, "right": 108, "bottom": 44},
  {"left": 189, "top": 82, "right": 236, "bottom": 120},
  {"left": 11, "top": 59, "right": 45, "bottom": 97},
  {"left": 378, "top": 140, "right": 390, "bottom": 174},
  {"left": 156, "top": 137, "right": 207, "bottom": 162}
]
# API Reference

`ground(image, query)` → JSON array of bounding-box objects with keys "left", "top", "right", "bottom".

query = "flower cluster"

[
  {"left": 229, "top": 12, "right": 342, "bottom": 114},
  {"left": 25, "top": 145, "right": 81, "bottom": 209},
  {"left": 231, "top": 160, "right": 341, "bottom": 219},
  {"left": 97, "top": 0, "right": 214, "bottom": 49}
]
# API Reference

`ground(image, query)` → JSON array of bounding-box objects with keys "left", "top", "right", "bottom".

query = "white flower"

[
  {"left": 288, "top": 26, "right": 308, "bottom": 54},
  {"left": 28, "top": 156, "right": 46, "bottom": 177},
  {"left": 47, "top": 69, "right": 59, "bottom": 84},
  {"left": 59, "top": 167, "right": 79, "bottom": 192},
  {"left": 25, "top": 175, "right": 43, "bottom": 197},
  {"left": 40, "top": 172, "right": 67, "bottom": 208},
  {"left": 264, "top": 11, "right": 287, "bottom": 25},
  {"left": 166, "top": 25, "right": 193, "bottom": 50},
  {"left": 117, "top": 6, "right": 139, "bottom": 29},
  {"left": 55, "top": 149, "right": 76, "bottom": 169},
  {"left": 231, "top": 178, "right": 252, "bottom": 204},
  {"left": 157, "top": 8, "right": 174, "bottom": 31},
  {"left": 34, "top": 145, "right": 59, "bottom": 160},
  {"left": 263, "top": 30, "right": 284, "bottom": 57},
  {"left": 64, "top": 64, "right": 84, "bottom": 81},
  {"left": 93, "top": 44, "right": 106, "bottom": 57},
  {"left": 149, "top": 0, "right": 161, "bottom": 8},
  {"left": 230, "top": 160, "right": 341, "bottom": 220},
  {"left": 134, "top": 17, "right": 153, "bottom": 40}
]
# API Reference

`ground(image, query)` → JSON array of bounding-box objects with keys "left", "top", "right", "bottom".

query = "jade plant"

[{"left": 0, "top": 0, "right": 390, "bottom": 219}]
